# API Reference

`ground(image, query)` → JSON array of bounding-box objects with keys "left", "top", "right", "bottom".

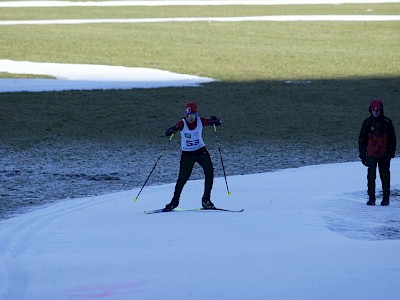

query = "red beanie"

[{"left": 370, "top": 100, "right": 383, "bottom": 111}]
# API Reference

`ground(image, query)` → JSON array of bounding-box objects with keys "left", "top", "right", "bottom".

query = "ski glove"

[
  {"left": 359, "top": 154, "right": 368, "bottom": 167},
  {"left": 210, "top": 116, "right": 222, "bottom": 126},
  {"left": 165, "top": 126, "right": 179, "bottom": 137}
]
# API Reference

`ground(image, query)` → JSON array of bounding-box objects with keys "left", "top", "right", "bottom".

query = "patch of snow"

[
  {"left": 0, "top": 60, "right": 215, "bottom": 92},
  {"left": 1, "top": 15, "right": 400, "bottom": 26}
]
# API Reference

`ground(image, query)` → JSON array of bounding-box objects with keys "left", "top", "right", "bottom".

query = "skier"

[
  {"left": 358, "top": 100, "right": 396, "bottom": 206},
  {"left": 164, "top": 102, "right": 221, "bottom": 211}
]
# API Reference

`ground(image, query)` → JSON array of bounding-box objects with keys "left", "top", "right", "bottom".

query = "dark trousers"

[
  {"left": 367, "top": 156, "right": 391, "bottom": 200},
  {"left": 173, "top": 147, "right": 214, "bottom": 200}
]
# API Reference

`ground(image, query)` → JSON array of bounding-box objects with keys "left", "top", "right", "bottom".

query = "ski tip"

[
  {"left": 133, "top": 197, "right": 137, "bottom": 202},
  {"left": 228, "top": 192, "right": 232, "bottom": 196}
]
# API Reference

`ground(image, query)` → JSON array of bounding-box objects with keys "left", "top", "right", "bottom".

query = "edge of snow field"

[
  {"left": 1, "top": 15, "right": 400, "bottom": 26},
  {"left": 0, "top": 60, "right": 216, "bottom": 92}
]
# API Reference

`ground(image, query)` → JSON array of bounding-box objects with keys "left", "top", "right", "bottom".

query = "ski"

[
  {"left": 191, "top": 207, "right": 244, "bottom": 213},
  {"left": 144, "top": 207, "right": 244, "bottom": 214},
  {"left": 144, "top": 208, "right": 168, "bottom": 214}
]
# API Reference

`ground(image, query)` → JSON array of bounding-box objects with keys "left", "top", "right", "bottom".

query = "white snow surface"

[
  {"left": 1, "top": 160, "right": 400, "bottom": 299},
  {"left": 2, "top": 1, "right": 400, "bottom": 298},
  {"left": 0, "top": 60, "right": 215, "bottom": 92}
]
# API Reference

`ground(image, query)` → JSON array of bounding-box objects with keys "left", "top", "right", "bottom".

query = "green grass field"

[
  {"left": 1, "top": 3, "right": 399, "bottom": 152},
  {"left": 1, "top": 4, "right": 400, "bottom": 20}
]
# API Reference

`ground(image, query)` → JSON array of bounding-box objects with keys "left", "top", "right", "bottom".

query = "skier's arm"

[
  {"left": 165, "top": 121, "right": 184, "bottom": 136},
  {"left": 201, "top": 116, "right": 222, "bottom": 127}
]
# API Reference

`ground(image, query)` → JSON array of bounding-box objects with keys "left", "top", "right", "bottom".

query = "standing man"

[
  {"left": 164, "top": 102, "right": 221, "bottom": 211},
  {"left": 359, "top": 100, "right": 396, "bottom": 206}
]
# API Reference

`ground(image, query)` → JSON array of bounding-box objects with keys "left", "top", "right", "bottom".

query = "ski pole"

[
  {"left": 213, "top": 124, "right": 231, "bottom": 196},
  {"left": 133, "top": 133, "right": 175, "bottom": 202}
]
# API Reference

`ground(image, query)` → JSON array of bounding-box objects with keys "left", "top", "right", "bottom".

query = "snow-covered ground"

[
  {"left": 1, "top": 160, "right": 399, "bottom": 299},
  {"left": 0, "top": 60, "right": 215, "bottom": 92},
  {"left": 1, "top": 1, "right": 399, "bottom": 298}
]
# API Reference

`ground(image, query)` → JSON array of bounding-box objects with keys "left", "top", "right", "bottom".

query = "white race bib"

[{"left": 180, "top": 118, "right": 205, "bottom": 151}]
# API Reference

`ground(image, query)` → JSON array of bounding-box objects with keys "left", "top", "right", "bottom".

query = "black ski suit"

[
  {"left": 358, "top": 113, "right": 396, "bottom": 201},
  {"left": 165, "top": 117, "right": 219, "bottom": 207}
]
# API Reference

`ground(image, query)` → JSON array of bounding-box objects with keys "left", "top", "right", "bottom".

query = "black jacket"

[{"left": 359, "top": 114, "right": 396, "bottom": 158}]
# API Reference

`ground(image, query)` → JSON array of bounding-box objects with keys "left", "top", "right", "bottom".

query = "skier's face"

[
  {"left": 186, "top": 113, "right": 197, "bottom": 123},
  {"left": 372, "top": 109, "right": 381, "bottom": 118}
]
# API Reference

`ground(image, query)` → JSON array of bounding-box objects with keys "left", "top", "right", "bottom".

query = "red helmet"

[{"left": 185, "top": 102, "right": 198, "bottom": 115}]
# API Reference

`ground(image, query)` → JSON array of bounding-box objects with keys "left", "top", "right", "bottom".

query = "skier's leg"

[
  {"left": 169, "top": 153, "right": 195, "bottom": 206},
  {"left": 197, "top": 149, "right": 215, "bottom": 208}
]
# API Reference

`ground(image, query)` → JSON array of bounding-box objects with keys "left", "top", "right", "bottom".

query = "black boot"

[
  {"left": 381, "top": 198, "right": 390, "bottom": 206},
  {"left": 164, "top": 196, "right": 179, "bottom": 211},
  {"left": 202, "top": 195, "right": 215, "bottom": 209},
  {"left": 382, "top": 189, "right": 390, "bottom": 206},
  {"left": 366, "top": 198, "right": 375, "bottom": 206}
]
